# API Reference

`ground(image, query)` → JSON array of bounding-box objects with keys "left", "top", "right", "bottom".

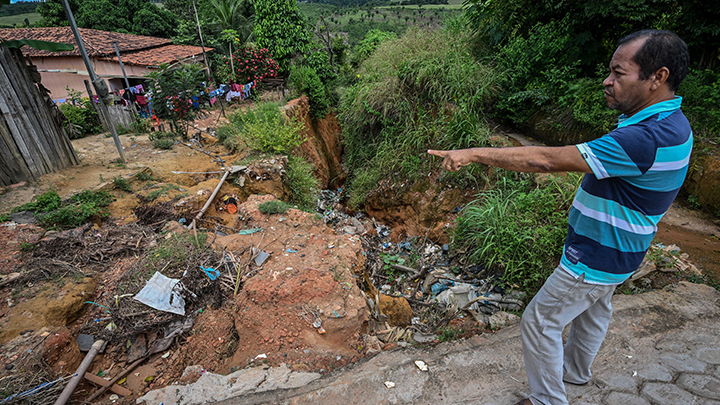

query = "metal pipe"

[
  {"left": 61, "top": 0, "right": 126, "bottom": 163},
  {"left": 113, "top": 41, "right": 138, "bottom": 116},
  {"left": 190, "top": 170, "right": 229, "bottom": 230},
  {"left": 53, "top": 339, "right": 105, "bottom": 405}
]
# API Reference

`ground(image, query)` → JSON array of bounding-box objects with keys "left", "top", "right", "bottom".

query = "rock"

[
  {"left": 180, "top": 365, "right": 205, "bottom": 384},
  {"left": 489, "top": 311, "right": 520, "bottom": 330},
  {"left": 44, "top": 278, "right": 97, "bottom": 325},
  {"left": 364, "top": 335, "right": 382, "bottom": 356},
  {"left": 162, "top": 221, "right": 186, "bottom": 234},
  {"left": 378, "top": 294, "right": 413, "bottom": 326},
  {"left": 630, "top": 259, "right": 656, "bottom": 280},
  {"left": 137, "top": 363, "right": 320, "bottom": 405},
  {"left": 41, "top": 327, "right": 82, "bottom": 375}
]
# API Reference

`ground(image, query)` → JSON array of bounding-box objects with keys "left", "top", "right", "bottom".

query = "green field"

[{"left": 0, "top": 12, "right": 42, "bottom": 27}]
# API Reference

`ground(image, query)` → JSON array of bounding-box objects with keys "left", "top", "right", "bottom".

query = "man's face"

[{"left": 603, "top": 39, "right": 653, "bottom": 116}]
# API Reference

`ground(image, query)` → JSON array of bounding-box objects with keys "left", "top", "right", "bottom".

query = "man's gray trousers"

[{"left": 521, "top": 267, "right": 617, "bottom": 405}]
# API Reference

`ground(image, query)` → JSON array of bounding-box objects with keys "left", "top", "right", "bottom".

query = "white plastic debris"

[
  {"left": 384, "top": 381, "right": 396, "bottom": 388},
  {"left": 133, "top": 272, "right": 185, "bottom": 315},
  {"left": 415, "top": 360, "right": 429, "bottom": 372},
  {"left": 254, "top": 353, "right": 267, "bottom": 360}
]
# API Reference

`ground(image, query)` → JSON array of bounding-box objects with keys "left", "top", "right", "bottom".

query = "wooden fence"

[{"left": 0, "top": 47, "right": 78, "bottom": 187}]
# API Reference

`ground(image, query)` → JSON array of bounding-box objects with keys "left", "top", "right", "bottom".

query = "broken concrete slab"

[{"left": 136, "top": 363, "right": 320, "bottom": 405}]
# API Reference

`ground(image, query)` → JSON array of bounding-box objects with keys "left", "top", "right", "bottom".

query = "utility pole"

[
  {"left": 61, "top": 0, "right": 126, "bottom": 163},
  {"left": 113, "top": 41, "right": 138, "bottom": 116}
]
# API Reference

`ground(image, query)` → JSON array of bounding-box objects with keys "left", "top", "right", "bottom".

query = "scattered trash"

[
  {"left": 253, "top": 249, "right": 270, "bottom": 266},
  {"left": 300, "top": 305, "right": 325, "bottom": 334},
  {"left": 133, "top": 272, "right": 186, "bottom": 316},
  {"left": 414, "top": 360, "right": 429, "bottom": 372},
  {"left": 238, "top": 227, "right": 263, "bottom": 235},
  {"left": 384, "top": 381, "right": 396, "bottom": 388},
  {"left": 253, "top": 353, "right": 267, "bottom": 361},
  {"left": 201, "top": 266, "right": 219, "bottom": 281},
  {"left": 286, "top": 249, "right": 297, "bottom": 253}
]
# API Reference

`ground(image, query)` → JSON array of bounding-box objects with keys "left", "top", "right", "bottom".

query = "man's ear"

[{"left": 650, "top": 66, "right": 670, "bottom": 90}]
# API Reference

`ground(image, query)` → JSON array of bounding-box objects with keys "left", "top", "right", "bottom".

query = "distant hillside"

[{"left": 0, "top": 1, "right": 39, "bottom": 17}]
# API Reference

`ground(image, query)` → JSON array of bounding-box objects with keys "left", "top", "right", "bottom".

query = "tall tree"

[{"left": 253, "top": 0, "right": 311, "bottom": 72}]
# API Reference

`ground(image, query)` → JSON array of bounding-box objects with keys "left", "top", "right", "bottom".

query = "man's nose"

[{"left": 603, "top": 75, "right": 613, "bottom": 87}]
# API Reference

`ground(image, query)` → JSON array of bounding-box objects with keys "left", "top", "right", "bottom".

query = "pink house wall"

[{"left": 32, "top": 56, "right": 156, "bottom": 100}]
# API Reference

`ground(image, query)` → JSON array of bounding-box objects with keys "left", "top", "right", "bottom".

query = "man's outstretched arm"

[{"left": 427, "top": 145, "right": 592, "bottom": 174}]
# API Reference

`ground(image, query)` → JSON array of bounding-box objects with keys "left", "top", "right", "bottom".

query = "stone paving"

[{"left": 139, "top": 281, "right": 720, "bottom": 405}]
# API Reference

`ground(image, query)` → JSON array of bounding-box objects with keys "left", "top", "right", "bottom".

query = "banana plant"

[{"left": 0, "top": 0, "right": 74, "bottom": 52}]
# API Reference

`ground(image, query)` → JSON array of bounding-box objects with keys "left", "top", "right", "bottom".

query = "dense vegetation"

[
  {"left": 0, "top": 1, "right": 37, "bottom": 17},
  {"left": 37, "top": 0, "right": 177, "bottom": 38}
]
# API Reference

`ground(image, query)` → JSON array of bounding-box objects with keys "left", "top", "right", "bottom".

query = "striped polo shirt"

[{"left": 561, "top": 96, "right": 692, "bottom": 285}]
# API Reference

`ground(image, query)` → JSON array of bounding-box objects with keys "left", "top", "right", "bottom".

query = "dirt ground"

[{"left": 1, "top": 103, "right": 719, "bottom": 405}]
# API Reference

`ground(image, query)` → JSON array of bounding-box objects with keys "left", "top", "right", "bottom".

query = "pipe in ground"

[{"left": 54, "top": 339, "right": 105, "bottom": 405}]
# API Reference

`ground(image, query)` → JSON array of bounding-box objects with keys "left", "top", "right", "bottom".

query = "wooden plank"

[
  {"left": 0, "top": 116, "right": 33, "bottom": 185},
  {"left": 0, "top": 53, "right": 44, "bottom": 179},
  {"left": 15, "top": 50, "right": 78, "bottom": 168},
  {"left": 83, "top": 373, "right": 132, "bottom": 397},
  {"left": 0, "top": 50, "right": 58, "bottom": 174},
  {"left": 0, "top": 49, "right": 49, "bottom": 177}
]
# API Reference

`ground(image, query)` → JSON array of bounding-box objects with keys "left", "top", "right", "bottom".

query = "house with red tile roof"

[{"left": 0, "top": 27, "right": 211, "bottom": 100}]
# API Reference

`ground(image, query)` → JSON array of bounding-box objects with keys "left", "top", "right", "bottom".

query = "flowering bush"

[{"left": 219, "top": 46, "right": 280, "bottom": 84}]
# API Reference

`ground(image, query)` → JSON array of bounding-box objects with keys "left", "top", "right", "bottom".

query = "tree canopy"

[
  {"left": 253, "top": 0, "right": 311, "bottom": 72},
  {"left": 37, "top": 0, "right": 178, "bottom": 38}
]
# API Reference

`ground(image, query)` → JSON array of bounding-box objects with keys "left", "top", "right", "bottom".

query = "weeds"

[
  {"left": 10, "top": 190, "right": 115, "bottom": 229},
  {"left": 112, "top": 176, "right": 133, "bottom": 192},
  {"left": 453, "top": 173, "right": 581, "bottom": 294},
  {"left": 136, "top": 171, "right": 155, "bottom": 181},
  {"left": 149, "top": 131, "right": 177, "bottom": 150},
  {"left": 340, "top": 22, "right": 499, "bottom": 207},
  {"left": 220, "top": 102, "right": 306, "bottom": 154},
  {"left": 145, "top": 184, "right": 182, "bottom": 201},
  {"left": 258, "top": 200, "right": 290, "bottom": 215},
  {"left": 284, "top": 156, "right": 319, "bottom": 211},
  {"left": 0, "top": 214, "right": 10, "bottom": 223}
]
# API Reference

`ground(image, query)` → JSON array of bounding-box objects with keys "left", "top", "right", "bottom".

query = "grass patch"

[
  {"left": 453, "top": 173, "right": 581, "bottom": 295},
  {"left": 0, "top": 213, "right": 9, "bottom": 223},
  {"left": 145, "top": 184, "right": 182, "bottom": 201},
  {"left": 258, "top": 200, "right": 290, "bottom": 215},
  {"left": 112, "top": 176, "right": 133, "bottom": 192},
  {"left": 219, "top": 102, "right": 306, "bottom": 154},
  {"left": 283, "top": 156, "right": 319, "bottom": 211},
  {"left": 340, "top": 20, "right": 500, "bottom": 207},
  {"left": 136, "top": 171, "right": 155, "bottom": 181},
  {"left": 149, "top": 131, "right": 177, "bottom": 150},
  {"left": 12, "top": 190, "right": 62, "bottom": 213},
  {"left": 10, "top": 190, "right": 115, "bottom": 229}
]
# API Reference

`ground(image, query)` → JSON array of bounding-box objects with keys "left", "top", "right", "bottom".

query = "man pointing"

[{"left": 429, "top": 30, "right": 692, "bottom": 405}]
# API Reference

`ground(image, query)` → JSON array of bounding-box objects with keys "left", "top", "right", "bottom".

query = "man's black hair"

[{"left": 618, "top": 30, "right": 690, "bottom": 92}]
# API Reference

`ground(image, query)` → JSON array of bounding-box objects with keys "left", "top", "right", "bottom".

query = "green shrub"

[
  {"left": 220, "top": 102, "right": 306, "bottom": 154},
  {"left": 112, "top": 176, "right": 133, "bottom": 192},
  {"left": 453, "top": 173, "right": 581, "bottom": 295},
  {"left": 133, "top": 118, "right": 152, "bottom": 133},
  {"left": 12, "top": 190, "right": 62, "bottom": 213},
  {"left": 14, "top": 190, "right": 116, "bottom": 229},
  {"left": 0, "top": 214, "right": 9, "bottom": 223},
  {"left": 258, "top": 200, "right": 290, "bottom": 215},
  {"left": 340, "top": 21, "right": 499, "bottom": 207},
  {"left": 288, "top": 65, "right": 330, "bottom": 118},
  {"left": 284, "top": 156, "right": 319, "bottom": 211},
  {"left": 679, "top": 69, "right": 720, "bottom": 140},
  {"left": 351, "top": 29, "right": 396, "bottom": 66},
  {"left": 152, "top": 138, "right": 175, "bottom": 149},
  {"left": 58, "top": 87, "right": 102, "bottom": 138},
  {"left": 136, "top": 171, "right": 155, "bottom": 181}
]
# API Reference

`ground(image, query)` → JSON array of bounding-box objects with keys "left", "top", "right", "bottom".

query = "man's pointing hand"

[{"left": 428, "top": 149, "right": 474, "bottom": 172}]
